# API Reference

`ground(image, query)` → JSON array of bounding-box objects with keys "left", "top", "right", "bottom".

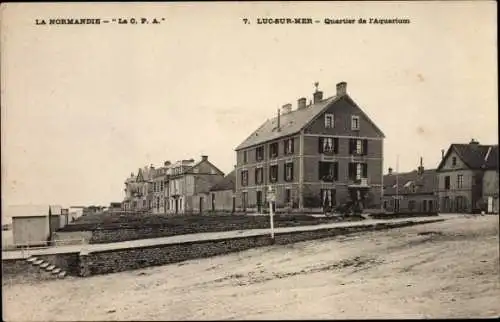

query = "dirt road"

[{"left": 3, "top": 215, "right": 499, "bottom": 320}]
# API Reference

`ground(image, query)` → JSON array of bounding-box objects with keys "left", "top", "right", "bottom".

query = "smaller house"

[
  {"left": 194, "top": 170, "right": 236, "bottom": 214},
  {"left": 12, "top": 206, "right": 63, "bottom": 247},
  {"left": 383, "top": 159, "right": 438, "bottom": 214}
]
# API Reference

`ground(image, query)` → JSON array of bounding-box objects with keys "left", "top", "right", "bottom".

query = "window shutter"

[
  {"left": 283, "top": 164, "right": 287, "bottom": 181},
  {"left": 318, "top": 162, "right": 323, "bottom": 180},
  {"left": 291, "top": 139, "right": 294, "bottom": 153},
  {"left": 334, "top": 138, "right": 339, "bottom": 154},
  {"left": 349, "top": 139, "right": 355, "bottom": 154},
  {"left": 363, "top": 139, "right": 368, "bottom": 155},
  {"left": 318, "top": 137, "right": 323, "bottom": 153},
  {"left": 334, "top": 162, "right": 339, "bottom": 181},
  {"left": 348, "top": 163, "right": 355, "bottom": 180},
  {"left": 362, "top": 163, "right": 368, "bottom": 178},
  {"left": 291, "top": 163, "right": 294, "bottom": 180}
]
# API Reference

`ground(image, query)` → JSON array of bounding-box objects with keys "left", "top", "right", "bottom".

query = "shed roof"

[{"left": 383, "top": 169, "right": 437, "bottom": 196}]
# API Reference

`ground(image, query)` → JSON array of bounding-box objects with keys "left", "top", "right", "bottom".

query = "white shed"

[{"left": 12, "top": 215, "right": 50, "bottom": 247}]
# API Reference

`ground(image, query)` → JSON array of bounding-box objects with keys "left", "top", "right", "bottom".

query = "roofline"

[
  {"left": 235, "top": 131, "right": 301, "bottom": 151},
  {"left": 342, "top": 95, "right": 386, "bottom": 138}
]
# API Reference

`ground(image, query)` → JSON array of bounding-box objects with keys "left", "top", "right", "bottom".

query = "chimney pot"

[
  {"left": 469, "top": 139, "right": 479, "bottom": 145},
  {"left": 388, "top": 167, "right": 393, "bottom": 175},
  {"left": 336, "top": 82, "right": 347, "bottom": 96},
  {"left": 282, "top": 103, "right": 292, "bottom": 114},
  {"left": 313, "top": 91, "right": 323, "bottom": 103},
  {"left": 297, "top": 97, "right": 307, "bottom": 110},
  {"left": 201, "top": 155, "right": 208, "bottom": 161},
  {"left": 441, "top": 149, "right": 445, "bottom": 159}
]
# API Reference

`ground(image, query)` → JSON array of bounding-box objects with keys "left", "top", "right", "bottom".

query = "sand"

[{"left": 2, "top": 215, "right": 499, "bottom": 320}]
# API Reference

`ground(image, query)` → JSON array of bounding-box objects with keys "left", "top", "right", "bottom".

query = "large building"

[
  {"left": 166, "top": 156, "right": 225, "bottom": 214},
  {"left": 382, "top": 159, "right": 438, "bottom": 214},
  {"left": 436, "top": 140, "right": 498, "bottom": 214},
  {"left": 234, "top": 82, "right": 385, "bottom": 213}
]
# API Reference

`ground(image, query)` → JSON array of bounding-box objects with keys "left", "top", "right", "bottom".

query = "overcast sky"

[{"left": 1, "top": 2, "right": 497, "bottom": 208}]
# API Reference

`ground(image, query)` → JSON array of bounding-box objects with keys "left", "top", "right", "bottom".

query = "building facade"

[
  {"left": 382, "top": 160, "right": 438, "bottom": 214},
  {"left": 436, "top": 140, "right": 498, "bottom": 214},
  {"left": 151, "top": 162, "right": 170, "bottom": 214},
  {"left": 166, "top": 156, "right": 225, "bottom": 214},
  {"left": 122, "top": 165, "right": 156, "bottom": 212},
  {"left": 193, "top": 170, "right": 236, "bottom": 214},
  {"left": 234, "top": 82, "right": 385, "bottom": 214}
]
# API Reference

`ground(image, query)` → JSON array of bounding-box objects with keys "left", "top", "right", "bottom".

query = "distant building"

[
  {"left": 122, "top": 165, "right": 156, "bottom": 212},
  {"left": 151, "top": 162, "right": 170, "bottom": 214},
  {"left": 383, "top": 159, "right": 438, "bottom": 214},
  {"left": 436, "top": 140, "right": 498, "bottom": 214},
  {"left": 234, "top": 82, "right": 385, "bottom": 213},
  {"left": 166, "top": 156, "right": 225, "bottom": 214},
  {"left": 194, "top": 169, "right": 236, "bottom": 213}
]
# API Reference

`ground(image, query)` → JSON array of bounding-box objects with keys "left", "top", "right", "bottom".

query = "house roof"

[
  {"left": 235, "top": 95, "right": 340, "bottom": 150},
  {"left": 209, "top": 170, "right": 236, "bottom": 192},
  {"left": 437, "top": 143, "right": 499, "bottom": 171},
  {"left": 383, "top": 169, "right": 437, "bottom": 195},
  {"left": 235, "top": 93, "right": 385, "bottom": 151}
]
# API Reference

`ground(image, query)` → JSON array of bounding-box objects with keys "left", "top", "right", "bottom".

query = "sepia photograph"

[{"left": 1, "top": 1, "right": 498, "bottom": 320}]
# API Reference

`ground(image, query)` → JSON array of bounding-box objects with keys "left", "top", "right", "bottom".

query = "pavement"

[{"left": 1, "top": 215, "right": 451, "bottom": 260}]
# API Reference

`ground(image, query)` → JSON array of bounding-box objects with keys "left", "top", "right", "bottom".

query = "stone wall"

[{"left": 79, "top": 218, "right": 443, "bottom": 276}]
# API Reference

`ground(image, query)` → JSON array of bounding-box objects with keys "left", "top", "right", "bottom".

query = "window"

[
  {"left": 319, "top": 162, "right": 338, "bottom": 182},
  {"left": 243, "top": 151, "right": 248, "bottom": 164},
  {"left": 270, "top": 143, "right": 279, "bottom": 158},
  {"left": 325, "top": 113, "right": 334, "bottom": 128},
  {"left": 351, "top": 115, "right": 360, "bottom": 130},
  {"left": 319, "top": 137, "right": 338, "bottom": 154},
  {"left": 321, "top": 189, "right": 336, "bottom": 207},
  {"left": 284, "top": 138, "right": 294, "bottom": 154},
  {"left": 269, "top": 165, "right": 278, "bottom": 183},
  {"left": 457, "top": 174, "right": 463, "bottom": 189},
  {"left": 255, "top": 167, "right": 264, "bottom": 185},
  {"left": 452, "top": 157, "right": 457, "bottom": 167},
  {"left": 349, "top": 139, "right": 367, "bottom": 155},
  {"left": 241, "top": 170, "right": 249, "bottom": 186},
  {"left": 444, "top": 176, "right": 450, "bottom": 190},
  {"left": 284, "top": 162, "right": 294, "bottom": 181},
  {"left": 256, "top": 146, "right": 264, "bottom": 161},
  {"left": 160, "top": 181, "right": 164, "bottom": 191},
  {"left": 348, "top": 163, "right": 367, "bottom": 181}
]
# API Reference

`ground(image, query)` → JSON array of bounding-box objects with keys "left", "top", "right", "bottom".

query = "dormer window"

[
  {"left": 351, "top": 115, "right": 360, "bottom": 130},
  {"left": 325, "top": 113, "right": 334, "bottom": 128}
]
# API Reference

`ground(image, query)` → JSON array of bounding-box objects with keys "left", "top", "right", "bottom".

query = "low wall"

[
  {"left": 52, "top": 231, "right": 93, "bottom": 245},
  {"left": 79, "top": 218, "right": 443, "bottom": 276}
]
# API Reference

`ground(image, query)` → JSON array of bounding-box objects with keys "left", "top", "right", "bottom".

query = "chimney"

[
  {"left": 297, "top": 97, "right": 307, "bottom": 110},
  {"left": 469, "top": 138, "right": 479, "bottom": 145},
  {"left": 336, "top": 82, "right": 347, "bottom": 96},
  {"left": 417, "top": 157, "right": 424, "bottom": 175},
  {"left": 388, "top": 167, "right": 393, "bottom": 175},
  {"left": 281, "top": 103, "right": 292, "bottom": 114},
  {"left": 313, "top": 81, "right": 323, "bottom": 103},
  {"left": 130, "top": 172, "right": 134, "bottom": 178},
  {"left": 441, "top": 149, "right": 445, "bottom": 159},
  {"left": 276, "top": 109, "right": 281, "bottom": 131},
  {"left": 164, "top": 161, "right": 171, "bottom": 167},
  {"left": 201, "top": 155, "right": 208, "bottom": 161}
]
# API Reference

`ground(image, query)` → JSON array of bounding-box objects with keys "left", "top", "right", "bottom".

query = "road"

[{"left": 3, "top": 215, "right": 498, "bottom": 320}]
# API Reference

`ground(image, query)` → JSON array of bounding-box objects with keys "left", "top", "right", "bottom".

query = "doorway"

[{"left": 256, "top": 191, "right": 262, "bottom": 213}]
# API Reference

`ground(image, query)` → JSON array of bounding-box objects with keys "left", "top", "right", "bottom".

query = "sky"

[{"left": 1, "top": 2, "right": 497, "bottom": 208}]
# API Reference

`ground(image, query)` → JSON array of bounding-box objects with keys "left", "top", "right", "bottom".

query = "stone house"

[
  {"left": 436, "top": 140, "right": 498, "bottom": 214},
  {"left": 382, "top": 159, "right": 438, "bottom": 214},
  {"left": 151, "top": 161, "right": 170, "bottom": 214},
  {"left": 234, "top": 82, "right": 385, "bottom": 213},
  {"left": 193, "top": 170, "right": 236, "bottom": 214},
  {"left": 166, "top": 156, "right": 225, "bottom": 214},
  {"left": 122, "top": 165, "right": 156, "bottom": 212}
]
